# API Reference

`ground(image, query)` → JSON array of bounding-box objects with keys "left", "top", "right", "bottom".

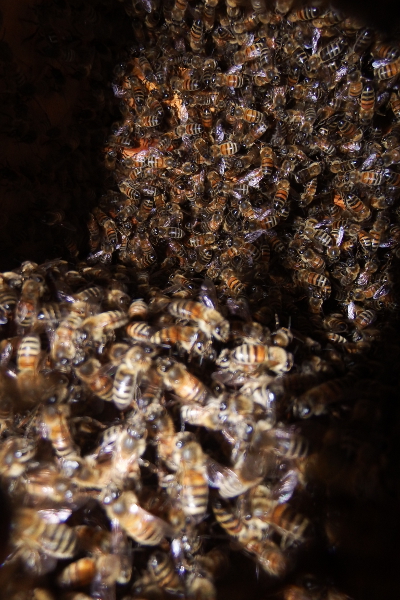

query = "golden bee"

[
  {"left": 168, "top": 300, "right": 229, "bottom": 341},
  {"left": 11, "top": 508, "right": 77, "bottom": 569},
  {"left": 104, "top": 491, "right": 174, "bottom": 545}
]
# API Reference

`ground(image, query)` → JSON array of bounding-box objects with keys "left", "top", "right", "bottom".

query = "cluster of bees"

[{"left": 1, "top": 0, "right": 400, "bottom": 599}]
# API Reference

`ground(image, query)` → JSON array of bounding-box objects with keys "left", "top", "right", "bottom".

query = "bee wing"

[
  {"left": 312, "top": 29, "right": 321, "bottom": 55},
  {"left": 361, "top": 154, "right": 377, "bottom": 170},
  {"left": 379, "top": 238, "right": 396, "bottom": 248},
  {"left": 39, "top": 523, "right": 77, "bottom": 558},
  {"left": 347, "top": 301, "right": 356, "bottom": 320},
  {"left": 315, "top": 219, "right": 333, "bottom": 228},
  {"left": 23, "top": 549, "right": 58, "bottom": 577},
  {"left": 226, "top": 297, "right": 252, "bottom": 322},
  {"left": 90, "top": 555, "right": 118, "bottom": 600},
  {"left": 206, "top": 459, "right": 246, "bottom": 498},
  {"left": 163, "top": 283, "right": 186, "bottom": 295},
  {"left": 37, "top": 509, "right": 73, "bottom": 523},
  {"left": 112, "top": 83, "right": 126, "bottom": 98},
  {"left": 199, "top": 278, "right": 219, "bottom": 310},
  {"left": 334, "top": 65, "right": 348, "bottom": 83},
  {"left": 181, "top": 134, "right": 193, "bottom": 151},
  {"left": 240, "top": 168, "right": 264, "bottom": 188},
  {"left": 226, "top": 64, "right": 243, "bottom": 74},
  {"left": 135, "top": 149, "right": 151, "bottom": 162},
  {"left": 98, "top": 362, "right": 118, "bottom": 378},
  {"left": 179, "top": 103, "right": 189, "bottom": 124},
  {"left": 148, "top": 147, "right": 164, "bottom": 159},
  {"left": 254, "top": 68, "right": 269, "bottom": 79},
  {"left": 335, "top": 225, "right": 345, "bottom": 247},
  {"left": 218, "top": 157, "right": 228, "bottom": 176},
  {"left": 271, "top": 470, "right": 299, "bottom": 504},
  {"left": 242, "top": 32, "right": 255, "bottom": 48},
  {"left": 211, "top": 369, "right": 249, "bottom": 386},
  {"left": 373, "top": 283, "right": 391, "bottom": 299},
  {"left": 244, "top": 230, "right": 266, "bottom": 243},
  {"left": 214, "top": 120, "right": 225, "bottom": 145},
  {"left": 254, "top": 205, "right": 274, "bottom": 220},
  {"left": 357, "top": 271, "right": 369, "bottom": 286},
  {"left": 133, "top": 505, "right": 175, "bottom": 540},
  {"left": 372, "top": 58, "right": 393, "bottom": 68},
  {"left": 140, "top": 0, "right": 153, "bottom": 12}
]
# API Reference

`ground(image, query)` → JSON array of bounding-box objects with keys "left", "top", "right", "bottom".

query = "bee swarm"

[{"left": 1, "top": 1, "right": 400, "bottom": 600}]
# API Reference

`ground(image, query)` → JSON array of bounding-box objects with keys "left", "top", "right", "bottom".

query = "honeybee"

[
  {"left": 359, "top": 83, "right": 375, "bottom": 123},
  {"left": 233, "top": 43, "right": 262, "bottom": 65},
  {"left": 17, "top": 334, "right": 41, "bottom": 372},
  {"left": 104, "top": 491, "right": 174, "bottom": 545},
  {"left": 273, "top": 179, "right": 290, "bottom": 215},
  {"left": 151, "top": 325, "right": 209, "bottom": 356},
  {"left": 207, "top": 451, "right": 268, "bottom": 498},
  {"left": 288, "top": 6, "right": 321, "bottom": 21},
  {"left": 112, "top": 345, "right": 153, "bottom": 410},
  {"left": 74, "top": 358, "right": 114, "bottom": 402},
  {"left": 343, "top": 193, "right": 371, "bottom": 222},
  {"left": 185, "top": 571, "right": 218, "bottom": 600},
  {"left": 176, "top": 439, "right": 209, "bottom": 522},
  {"left": 160, "top": 361, "right": 210, "bottom": 404},
  {"left": 242, "top": 122, "right": 268, "bottom": 147},
  {"left": 168, "top": 300, "right": 229, "bottom": 341},
  {"left": 374, "top": 55, "right": 400, "bottom": 80},
  {"left": 188, "top": 233, "right": 216, "bottom": 247},
  {"left": 180, "top": 396, "right": 222, "bottom": 431},
  {"left": 224, "top": 343, "right": 293, "bottom": 375},
  {"left": 300, "top": 179, "right": 318, "bottom": 207},
  {"left": 337, "top": 119, "right": 363, "bottom": 141},
  {"left": 212, "top": 498, "right": 248, "bottom": 541},
  {"left": 214, "top": 72, "right": 245, "bottom": 88},
  {"left": 126, "top": 321, "right": 155, "bottom": 342},
  {"left": 110, "top": 419, "right": 147, "bottom": 487},
  {"left": 245, "top": 538, "right": 288, "bottom": 577},
  {"left": 211, "top": 142, "right": 240, "bottom": 157},
  {"left": 234, "top": 107, "right": 264, "bottom": 124},
  {"left": 261, "top": 503, "right": 311, "bottom": 547},
  {"left": 51, "top": 302, "right": 86, "bottom": 370},
  {"left": 295, "top": 163, "right": 321, "bottom": 184},
  {"left": 0, "top": 283, "right": 18, "bottom": 321},
  {"left": 294, "top": 372, "right": 358, "bottom": 418},
  {"left": 147, "top": 551, "right": 183, "bottom": 594},
  {"left": 299, "top": 248, "right": 325, "bottom": 271},
  {"left": 297, "top": 270, "right": 332, "bottom": 298},
  {"left": 57, "top": 557, "right": 97, "bottom": 588},
  {"left": 82, "top": 310, "right": 129, "bottom": 343},
  {"left": 37, "top": 404, "right": 78, "bottom": 459},
  {"left": 15, "top": 279, "right": 41, "bottom": 328},
  {"left": 244, "top": 215, "right": 280, "bottom": 242},
  {"left": 221, "top": 268, "right": 246, "bottom": 296},
  {"left": 260, "top": 145, "right": 275, "bottom": 176},
  {"left": 11, "top": 508, "right": 77, "bottom": 573},
  {"left": 0, "top": 437, "right": 36, "bottom": 479},
  {"left": 296, "top": 220, "right": 319, "bottom": 245},
  {"left": 189, "top": 18, "right": 203, "bottom": 52}
]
